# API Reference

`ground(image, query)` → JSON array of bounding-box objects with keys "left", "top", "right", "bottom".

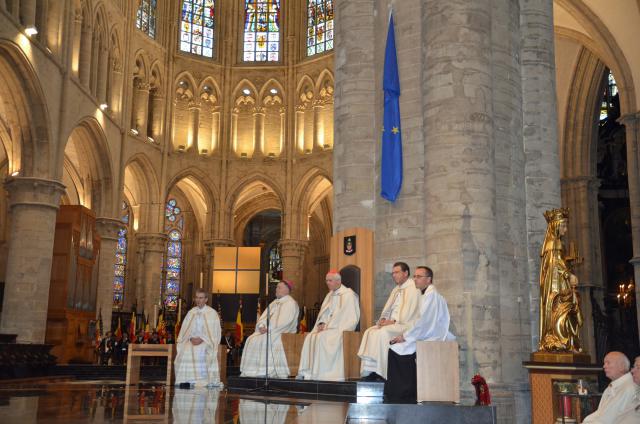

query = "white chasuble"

[
  {"left": 240, "top": 294, "right": 299, "bottom": 378},
  {"left": 357, "top": 278, "right": 421, "bottom": 379},
  {"left": 390, "top": 284, "right": 455, "bottom": 356},
  {"left": 174, "top": 305, "right": 222, "bottom": 387},
  {"left": 297, "top": 285, "right": 360, "bottom": 381}
]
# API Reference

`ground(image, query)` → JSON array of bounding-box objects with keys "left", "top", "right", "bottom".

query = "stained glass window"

[
  {"left": 136, "top": 0, "right": 158, "bottom": 39},
  {"left": 243, "top": 0, "right": 281, "bottom": 62},
  {"left": 307, "top": 0, "right": 334, "bottom": 56},
  {"left": 180, "top": 0, "right": 216, "bottom": 58},
  {"left": 163, "top": 199, "right": 183, "bottom": 310},
  {"left": 600, "top": 70, "right": 618, "bottom": 121},
  {"left": 113, "top": 201, "right": 130, "bottom": 309}
]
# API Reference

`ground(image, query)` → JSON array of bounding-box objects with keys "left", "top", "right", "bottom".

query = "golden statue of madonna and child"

[{"left": 533, "top": 207, "right": 590, "bottom": 362}]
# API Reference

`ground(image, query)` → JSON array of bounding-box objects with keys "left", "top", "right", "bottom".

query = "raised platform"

[
  {"left": 346, "top": 403, "right": 497, "bottom": 423},
  {"left": 227, "top": 376, "right": 384, "bottom": 402}
]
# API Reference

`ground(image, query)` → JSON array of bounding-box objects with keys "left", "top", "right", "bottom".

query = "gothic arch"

[
  {"left": 555, "top": 0, "right": 637, "bottom": 114},
  {"left": 166, "top": 169, "right": 219, "bottom": 237},
  {"left": 296, "top": 74, "right": 315, "bottom": 96},
  {"left": 0, "top": 41, "right": 52, "bottom": 178},
  {"left": 197, "top": 77, "right": 222, "bottom": 101},
  {"left": 62, "top": 117, "right": 115, "bottom": 216},
  {"left": 315, "top": 69, "right": 334, "bottom": 96},
  {"left": 258, "top": 78, "right": 286, "bottom": 104},
  {"left": 232, "top": 79, "right": 260, "bottom": 99},
  {"left": 291, "top": 167, "right": 333, "bottom": 240}
]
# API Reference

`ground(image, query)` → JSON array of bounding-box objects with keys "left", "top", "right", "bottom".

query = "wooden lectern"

[{"left": 416, "top": 341, "right": 460, "bottom": 403}]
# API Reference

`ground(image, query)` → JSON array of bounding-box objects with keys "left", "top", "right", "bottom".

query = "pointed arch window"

[
  {"left": 163, "top": 199, "right": 184, "bottom": 310},
  {"left": 180, "top": 0, "right": 216, "bottom": 58},
  {"left": 113, "top": 201, "right": 131, "bottom": 309},
  {"left": 243, "top": 0, "right": 281, "bottom": 62},
  {"left": 136, "top": 0, "right": 158, "bottom": 39},
  {"left": 306, "top": 0, "right": 334, "bottom": 56},
  {"left": 600, "top": 70, "right": 619, "bottom": 121}
]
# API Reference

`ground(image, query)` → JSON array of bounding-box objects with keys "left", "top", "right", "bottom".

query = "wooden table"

[{"left": 126, "top": 344, "right": 175, "bottom": 386}]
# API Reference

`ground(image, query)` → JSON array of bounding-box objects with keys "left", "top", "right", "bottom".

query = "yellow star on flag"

[{"left": 391, "top": 127, "right": 400, "bottom": 134}]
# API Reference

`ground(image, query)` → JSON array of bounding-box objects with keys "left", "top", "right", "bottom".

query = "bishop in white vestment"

[
  {"left": 174, "top": 288, "right": 222, "bottom": 387},
  {"left": 297, "top": 271, "right": 360, "bottom": 381},
  {"left": 240, "top": 280, "right": 299, "bottom": 378},
  {"left": 357, "top": 262, "right": 421, "bottom": 380}
]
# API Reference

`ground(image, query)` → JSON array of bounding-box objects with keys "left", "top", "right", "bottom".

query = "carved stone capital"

[
  {"left": 204, "top": 238, "right": 236, "bottom": 252},
  {"left": 4, "top": 177, "right": 66, "bottom": 211},
  {"left": 618, "top": 110, "right": 640, "bottom": 127},
  {"left": 278, "top": 239, "right": 309, "bottom": 256},
  {"left": 136, "top": 233, "right": 167, "bottom": 252},
  {"left": 95, "top": 217, "right": 124, "bottom": 241}
]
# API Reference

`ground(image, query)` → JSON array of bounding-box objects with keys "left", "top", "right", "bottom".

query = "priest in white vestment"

[
  {"left": 174, "top": 288, "right": 222, "bottom": 387},
  {"left": 357, "top": 262, "right": 421, "bottom": 380},
  {"left": 240, "top": 280, "right": 299, "bottom": 378},
  {"left": 619, "top": 356, "right": 639, "bottom": 424},
  {"left": 384, "top": 266, "right": 455, "bottom": 402},
  {"left": 297, "top": 271, "right": 360, "bottom": 381},
  {"left": 172, "top": 388, "right": 220, "bottom": 424},
  {"left": 583, "top": 351, "right": 637, "bottom": 424}
]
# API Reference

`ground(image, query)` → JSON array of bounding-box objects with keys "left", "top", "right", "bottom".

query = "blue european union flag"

[{"left": 380, "top": 13, "right": 402, "bottom": 202}]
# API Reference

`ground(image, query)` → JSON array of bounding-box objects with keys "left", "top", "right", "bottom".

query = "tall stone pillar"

[
  {"left": 279, "top": 107, "right": 285, "bottom": 155},
  {"left": 520, "top": 0, "right": 562, "bottom": 348},
  {"left": 94, "top": 217, "right": 123, "bottom": 328},
  {"left": 0, "top": 177, "right": 65, "bottom": 343},
  {"left": 211, "top": 107, "right": 220, "bottom": 152},
  {"left": 561, "top": 176, "right": 604, "bottom": 358},
  {"left": 149, "top": 93, "right": 164, "bottom": 141},
  {"left": 97, "top": 46, "right": 109, "bottom": 104},
  {"left": 19, "top": 0, "right": 36, "bottom": 29},
  {"left": 231, "top": 108, "right": 239, "bottom": 154},
  {"left": 279, "top": 239, "right": 308, "bottom": 303},
  {"left": 253, "top": 106, "right": 265, "bottom": 156},
  {"left": 136, "top": 233, "right": 166, "bottom": 321},
  {"left": 620, "top": 111, "right": 640, "bottom": 333}
]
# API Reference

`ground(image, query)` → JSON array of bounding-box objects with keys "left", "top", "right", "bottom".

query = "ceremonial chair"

[
  {"left": 416, "top": 341, "right": 460, "bottom": 403},
  {"left": 341, "top": 265, "right": 363, "bottom": 379},
  {"left": 281, "top": 332, "right": 307, "bottom": 377}
]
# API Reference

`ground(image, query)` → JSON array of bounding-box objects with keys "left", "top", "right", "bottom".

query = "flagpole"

[{"left": 388, "top": 3, "right": 393, "bottom": 23}]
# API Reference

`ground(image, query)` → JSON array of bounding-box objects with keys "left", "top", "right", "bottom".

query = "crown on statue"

[{"left": 544, "top": 207, "right": 569, "bottom": 223}]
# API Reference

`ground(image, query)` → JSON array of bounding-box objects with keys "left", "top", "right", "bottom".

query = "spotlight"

[
  {"left": 270, "top": 88, "right": 278, "bottom": 94},
  {"left": 99, "top": 103, "right": 108, "bottom": 111},
  {"left": 130, "top": 128, "right": 139, "bottom": 136},
  {"left": 177, "top": 145, "right": 186, "bottom": 152},
  {"left": 242, "top": 88, "right": 251, "bottom": 95},
  {"left": 25, "top": 26, "right": 38, "bottom": 36}
]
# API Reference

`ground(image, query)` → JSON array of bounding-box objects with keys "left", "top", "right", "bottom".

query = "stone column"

[
  {"left": 253, "top": 106, "right": 265, "bottom": 156},
  {"left": 136, "top": 233, "right": 167, "bottom": 321},
  {"left": 278, "top": 239, "right": 308, "bottom": 301},
  {"left": 520, "top": 0, "right": 562, "bottom": 348},
  {"left": 132, "top": 81, "right": 150, "bottom": 137},
  {"left": 295, "top": 105, "right": 305, "bottom": 153},
  {"left": 279, "top": 107, "right": 285, "bottom": 155},
  {"left": 561, "top": 176, "right": 604, "bottom": 358},
  {"left": 19, "top": 0, "right": 36, "bottom": 30},
  {"left": 110, "top": 61, "right": 123, "bottom": 117},
  {"left": 150, "top": 93, "right": 164, "bottom": 142},
  {"left": 79, "top": 21, "right": 93, "bottom": 87},
  {"left": 97, "top": 45, "right": 109, "bottom": 104},
  {"left": 211, "top": 107, "right": 220, "bottom": 152},
  {"left": 423, "top": 0, "right": 500, "bottom": 382},
  {"left": 188, "top": 100, "right": 200, "bottom": 152},
  {"left": 0, "top": 177, "right": 65, "bottom": 343},
  {"left": 94, "top": 217, "right": 123, "bottom": 328},
  {"left": 312, "top": 99, "right": 324, "bottom": 152},
  {"left": 619, "top": 111, "right": 640, "bottom": 333},
  {"left": 231, "top": 108, "right": 239, "bottom": 154},
  {"left": 332, "top": 0, "right": 376, "bottom": 231}
]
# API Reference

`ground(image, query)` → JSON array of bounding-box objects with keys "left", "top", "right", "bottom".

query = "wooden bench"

[{"left": 416, "top": 341, "right": 460, "bottom": 403}]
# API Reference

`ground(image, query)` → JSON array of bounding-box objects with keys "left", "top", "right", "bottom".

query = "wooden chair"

[
  {"left": 281, "top": 333, "right": 307, "bottom": 377},
  {"left": 343, "top": 331, "right": 363, "bottom": 379}
]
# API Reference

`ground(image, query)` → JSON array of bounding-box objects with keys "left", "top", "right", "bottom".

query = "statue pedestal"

[{"left": 524, "top": 354, "right": 600, "bottom": 424}]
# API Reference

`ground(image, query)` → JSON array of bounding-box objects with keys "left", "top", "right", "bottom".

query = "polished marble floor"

[{"left": 0, "top": 380, "right": 353, "bottom": 424}]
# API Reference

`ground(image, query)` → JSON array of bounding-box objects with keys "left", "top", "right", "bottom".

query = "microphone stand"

[{"left": 248, "top": 295, "right": 287, "bottom": 394}]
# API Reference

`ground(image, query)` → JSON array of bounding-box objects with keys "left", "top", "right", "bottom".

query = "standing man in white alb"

[
  {"left": 174, "top": 288, "right": 222, "bottom": 388},
  {"left": 357, "top": 261, "right": 421, "bottom": 381},
  {"left": 383, "top": 266, "right": 455, "bottom": 403},
  {"left": 297, "top": 270, "right": 360, "bottom": 381},
  {"left": 240, "top": 280, "right": 299, "bottom": 378}
]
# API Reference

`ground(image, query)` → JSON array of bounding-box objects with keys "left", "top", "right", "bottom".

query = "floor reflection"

[{"left": 0, "top": 381, "right": 348, "bottom": 423}]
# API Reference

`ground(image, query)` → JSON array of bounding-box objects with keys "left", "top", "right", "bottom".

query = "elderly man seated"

[
  {"left": 619, "top": 355, "right": 640, "bottom": 424},
  {"left": 583, "top": 351, "right": 637, "bottom": 423}
]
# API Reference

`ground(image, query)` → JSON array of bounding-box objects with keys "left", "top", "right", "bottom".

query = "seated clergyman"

[
  {"left": 240, "top": 280, "right": 299, "bottom": 378},
  {"left": 583, "top": 351, "right": 637, "bottom": 423},
  {"left": 357, "top": 262, "right": 421, "bottom": 381},
  {"left": 174, "top": 288, "right": 222, "bottom": 388},
  {"left": 297, "top": 270, "right": 360, "bottom": 381}
]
